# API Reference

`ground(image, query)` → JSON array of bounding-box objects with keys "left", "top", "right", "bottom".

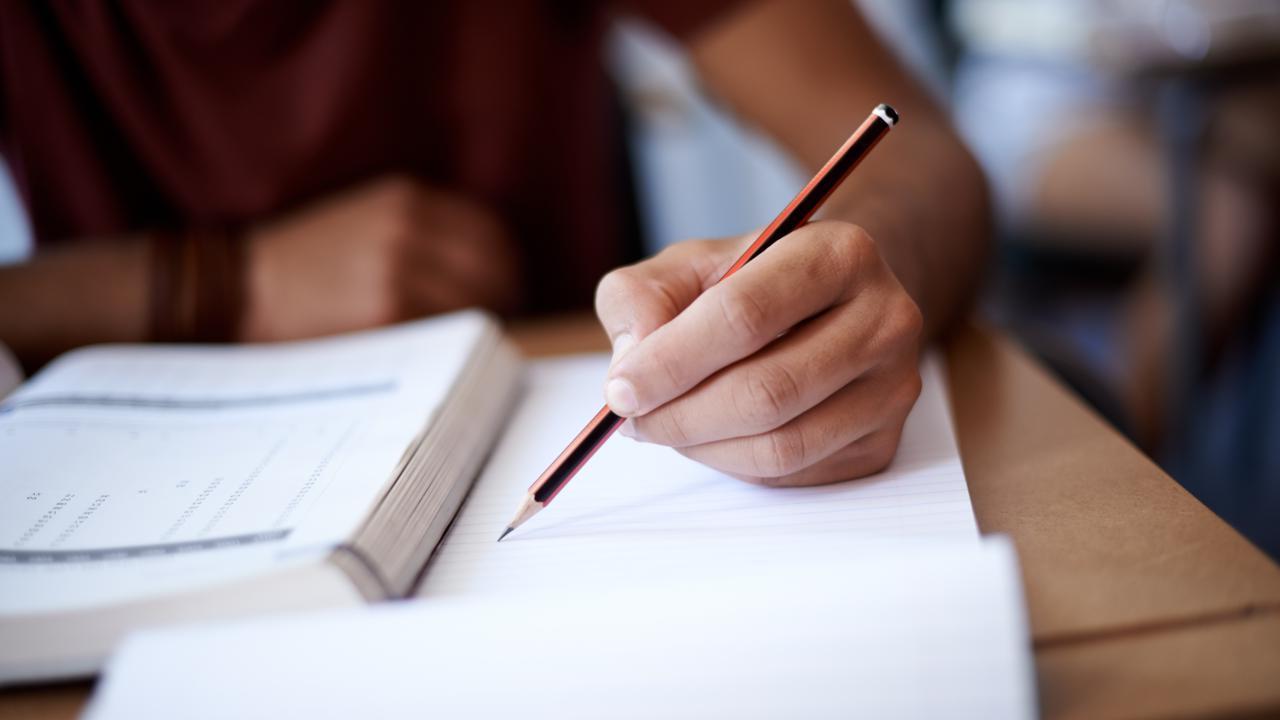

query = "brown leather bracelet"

[
  {"left": 191, "top": 228, "right": 245, "bottom": 343},
  {"left": 149, "top": 228, "right": 245, "bottom": 343},
  {"left": 148, "top": 232, "right": 180, "bottom": 342}
]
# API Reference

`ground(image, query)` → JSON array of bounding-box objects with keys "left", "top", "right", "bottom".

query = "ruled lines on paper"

[{"left": 420, "top": 353, "right": 977, "bottom": 597}]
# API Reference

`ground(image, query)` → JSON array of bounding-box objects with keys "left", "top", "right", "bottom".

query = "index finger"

[
  {"left": 606, "top": 222, "right": 873, "bottom": 417},
  {"left": 594, "top": 237, "right": 741, "bottom": 362}
]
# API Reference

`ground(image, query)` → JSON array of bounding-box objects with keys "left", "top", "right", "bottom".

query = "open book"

[
  {"left": 0, "top": 312, "right": 518, "bottom": 682},
  {"left": 1, "top": 311, "right": 1026, "bottom": 711}
]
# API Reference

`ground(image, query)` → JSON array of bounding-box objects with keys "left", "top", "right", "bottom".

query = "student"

[{"left": 0, "top": 0, "right": 989, "bottom": 487}]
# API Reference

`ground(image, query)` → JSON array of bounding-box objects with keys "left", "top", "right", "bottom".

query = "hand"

[
  {"left": 241, "top": 175, "right": 520, "bottom": 341},
  {"left": 595, "top": 222, "right": 923, "bottom": 486}
]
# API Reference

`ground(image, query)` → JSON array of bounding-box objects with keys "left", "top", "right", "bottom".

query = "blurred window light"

[
  {"left": 0, "top": 157, "right": 32, "bottom": 265},
  {"left": 951, "top": 0, "right": 1095, "bottom": 60},
  {"left": 1162, "top": 1, "right": 1212, "bottom": 61},
  {"left": 953, "top": 0, "right": 1280, "bottom": 71}
]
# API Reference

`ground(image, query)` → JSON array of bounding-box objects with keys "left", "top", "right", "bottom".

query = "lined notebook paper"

[
  {"left": 420, "top": 352, "right": 977, "bottom": 597},
  {"left": 87, "top": 351, "right": 1036, "bottom": 719}
]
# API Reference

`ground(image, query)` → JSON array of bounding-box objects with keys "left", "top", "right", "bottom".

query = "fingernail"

[
  {"left": 610, "top": 332, "right": 636, "bottom": 368},
  {"left": 606, "top": 378, "right": 639, "bottom": 416},
  {"left": 619, "top": 418, "right": 637, "bottom": 439}
]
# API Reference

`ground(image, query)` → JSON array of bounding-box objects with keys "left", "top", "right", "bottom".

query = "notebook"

[{"left": 2, "top": 311, "right": 1010, "bottom": 700}]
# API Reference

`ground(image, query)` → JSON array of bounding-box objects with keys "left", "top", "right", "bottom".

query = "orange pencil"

[{"left": 498, "top": 103, "right": 900, "bottom": 541}]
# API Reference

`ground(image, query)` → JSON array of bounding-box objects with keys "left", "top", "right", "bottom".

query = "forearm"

[
  {"left": 690, "top": 0, "right": 991, "bottom": 338},
  {"left": 0, "top": 238, "right": 151, "bottom": 369}
]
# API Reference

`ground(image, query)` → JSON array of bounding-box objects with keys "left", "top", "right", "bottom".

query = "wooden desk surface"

[{"left": 3, "top": 316, "right": 1278, "bottom": 720}]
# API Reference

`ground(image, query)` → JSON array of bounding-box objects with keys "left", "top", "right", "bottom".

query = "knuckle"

[
  {"left": 737, "top": 361, "right": 802, "bottom": 430},
  {"left": 369, "top": 287, "right": 403, "bottom": 326},
  {"left": 827, "top": 223, "right": 875, "bottom": 274},
  {"left": 892, "top": 295, "right": 925, "bottom": 342},
  {"left": 596, "top": 267, "right": 640, "bottom": 303},
  {"left": 594, "top": 268, "right": 622, "bottom": 305},
  {"left": 753, "top": 426, "right": 809, "bottom": 479},
  {"left": 367, "top": 246, "right": 400, "bottom": 289},
  {"left": 846, "top": 223, "right": 877, "bottom": 253},
  {"left": 372, "top": 174, "right": 424, "bottom": 208},
  {"left": 651, "top": 408, "right": 693, "bottom": 447},
  {"left": 595, "top": 268, "right": 641, "bottom": 315},
  {"left": 715, "top": 285, "right": 771, "bottom": 347},
  {"left": 864, "top": 431, "right": 901, "bottom": 475},
  {"left": 374, "top": 195, "right": 422, "bottom": 243},
  {"left": 899, "top": 369, "right": 924, "bottom": 411},
  {"left": 381, "top": 216, "right": 416, "bottom": 246},
  {"left": 455, "top": 198, "right": 507, "bottom": 241}
]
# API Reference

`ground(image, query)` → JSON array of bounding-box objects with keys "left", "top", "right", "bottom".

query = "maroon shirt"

[{"left": 0, "top": 1, "right": 734, "bottom": 313}]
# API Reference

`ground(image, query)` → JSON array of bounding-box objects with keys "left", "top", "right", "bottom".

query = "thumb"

[{"left": 594, "top": 236, "right": 748, "bottom": 367}]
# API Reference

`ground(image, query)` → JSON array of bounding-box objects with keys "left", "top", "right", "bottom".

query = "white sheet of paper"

[
  {"left": 420, "top": 352, "right": 977, "bottom": 597},
  {"left": 87, "top": 537, "right": 1033, "bottom": 720},
  {"left": 87, "top": 351, "right": 1032, "bottom": 719}
]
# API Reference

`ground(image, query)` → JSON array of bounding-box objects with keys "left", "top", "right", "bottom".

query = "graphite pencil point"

[{"left": 497, "top": 527, "right": 514, "bottom": 543}]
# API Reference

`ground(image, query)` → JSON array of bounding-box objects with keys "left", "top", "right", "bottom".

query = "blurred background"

[{"left": 1, "top": 0, "right": 1276, "bottom": 555}]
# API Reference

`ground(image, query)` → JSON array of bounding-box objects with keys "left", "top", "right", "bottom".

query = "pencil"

[{"left": 498, "top": 103, "right": 900, "bottom": 541}]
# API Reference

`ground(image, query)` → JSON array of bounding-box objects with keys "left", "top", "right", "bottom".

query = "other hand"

[
  {"left": 595, "top": 222, "right": 923, "bottom": 486},
  {"left": 241, "top": 175, "right": 520, "bottom": 341}
]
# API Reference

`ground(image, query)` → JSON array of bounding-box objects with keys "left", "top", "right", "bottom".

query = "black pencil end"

[{"left": 497, "top": 527, "right": 514, "bottom": 543}]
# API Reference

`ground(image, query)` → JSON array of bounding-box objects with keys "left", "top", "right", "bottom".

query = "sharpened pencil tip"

[{"left": 497, "top": 527, "right": 514, "bottom": 543}]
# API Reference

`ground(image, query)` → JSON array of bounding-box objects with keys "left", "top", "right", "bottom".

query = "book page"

[
  {"left": 0, "top": 313, "right": 491, "bottom": 614},
  {"left": 87, "top": 537, "right": 1034, "bottom": 720},
  {"left": 421, "top": 352, "right": 977, "bottom": 597}
]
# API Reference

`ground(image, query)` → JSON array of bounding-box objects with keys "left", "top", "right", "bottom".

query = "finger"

[
  {"left": 608, "top": 222, "right": 875, "bottom": 417},
  {"left": 404, "top": 196, "right": 522, "bottom": 311},
  {"left": 667, "top": 364, "right": 921, "bottom": 483},
  {"left": 400, "top": 260, "right": 487, "bottom": 317},
  {"left": 728, "top": 427, "right": 908, "bottom": 488},
  {"left": 412, "top": 232, "right": 521, "bottom": 311},
  {"left": 594, "top": 237, "right": 746, "bottom": 365},
  {"left": 629, "top": 276, "right": 921, "bottom": 447}
]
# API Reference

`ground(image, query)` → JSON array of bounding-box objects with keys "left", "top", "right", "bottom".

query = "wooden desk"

[{"left": 3, "top": 317, "right": 1278, "bottom": 720}]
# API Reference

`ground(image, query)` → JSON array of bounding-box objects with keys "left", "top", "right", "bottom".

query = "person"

[{"left": 0, "top": 0, "right": 989, "bottom": 487}]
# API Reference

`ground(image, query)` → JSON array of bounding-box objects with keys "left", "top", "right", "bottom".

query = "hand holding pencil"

[{"left": 502, "top": 105, "right": 919, "bottom": 538}]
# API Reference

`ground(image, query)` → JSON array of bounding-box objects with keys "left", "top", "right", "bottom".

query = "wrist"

[{"left": 0, "top": 238, "right": 151, "bottom": 368}]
